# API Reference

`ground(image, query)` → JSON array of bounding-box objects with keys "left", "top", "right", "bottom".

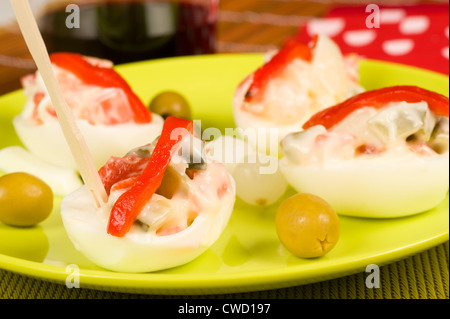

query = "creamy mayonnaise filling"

[{"left": 281, "top": 102, "right": 448, "bottom": 166}]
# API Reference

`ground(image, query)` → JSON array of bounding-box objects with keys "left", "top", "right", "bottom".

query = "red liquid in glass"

[{"left": 38, "top": 0, "right": 217, "bottom": 64}]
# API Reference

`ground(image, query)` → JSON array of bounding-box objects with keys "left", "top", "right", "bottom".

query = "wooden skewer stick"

[{"left": 10, "top": 0, "right": 108, "bottom": 208}]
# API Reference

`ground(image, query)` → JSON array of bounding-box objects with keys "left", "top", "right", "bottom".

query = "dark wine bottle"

[{"left": 38, "top": 0, "right": 217, "bottom": 64}]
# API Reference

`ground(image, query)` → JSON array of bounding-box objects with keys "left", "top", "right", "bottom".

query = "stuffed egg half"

[
  {"left": 279, "top": 86, "right": 449, "bottom": 218},
  {"left": 233, "top": 34, "right": 363, "bottom": 155},
  {"left": 13, "top": 53, "right": 163, "bottom": 170},
  {"left": 60, "top": 117, "right": 236, "bottom": 272}
]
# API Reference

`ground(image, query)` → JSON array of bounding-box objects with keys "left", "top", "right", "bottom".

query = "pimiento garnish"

[
  {"left": 106, "top": 116, "right": 194, "bottom": 237},
  {"left": 244, "top": 36, "right": 316, "bottom": 103},
  {"left": 303, "top": 85, "right": 449, "bottom": 130},
  {"left": 50, "top": 52, "right": 151, "bottom": 124},
  {"left": 99, "top": 155, "right": 150, "bottom": 196}
]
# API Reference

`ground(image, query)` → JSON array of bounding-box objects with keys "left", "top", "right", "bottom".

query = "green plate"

[{"left": 0, "top": 54, "right": 448, "bottom": 295}]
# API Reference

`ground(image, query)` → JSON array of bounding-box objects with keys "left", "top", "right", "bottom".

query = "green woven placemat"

[{"left": 1, "top": 242, "right": 448, "bottom": 299}]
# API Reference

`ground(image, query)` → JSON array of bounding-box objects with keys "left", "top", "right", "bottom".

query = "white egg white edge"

[
  {"left": 13, "top": 114, "right": 164, "bottom": 170},
  {"left": 232, "top": 76, "right": 303, "bottom": 157},
  {"left": 0, "top": 145, "right": 83, "bottom": 196},
  {"left": 279, "top": 154, "right": 449, "bottom": 218},
  {"left": 60, "top": 171, "right": 236, "bottom": 273}
]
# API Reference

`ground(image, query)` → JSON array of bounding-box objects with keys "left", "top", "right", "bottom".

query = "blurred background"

[{"left": 0, "top": 0, "right": 448, "bottom": 95}]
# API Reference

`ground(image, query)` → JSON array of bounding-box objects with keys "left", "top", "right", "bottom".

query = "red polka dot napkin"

[{"left": 298, "top": 4, "right": 449, "bottom": 75}]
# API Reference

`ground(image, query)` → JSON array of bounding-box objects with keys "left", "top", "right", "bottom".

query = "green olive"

[
  {"left": 0, "top": 172, "right": 53, "bottom": 227},
  {"left": 275, "top": 193, "right": 340, "bottom": 258},
  {"left": 149, "top": 91, "right": 192, "bottom": 120}
]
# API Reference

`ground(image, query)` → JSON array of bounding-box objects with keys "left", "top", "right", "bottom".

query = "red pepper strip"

[
  {"left": 99, "top": 155, "right": 150, "bottom": 196},
  {"left": 107, "top": 116, "right": 194, "bottom": 237},
  {"left": 50, "top": 52, "right": 151, "bottom": 123},
  {"left": 244, "top": 36, "right": 315, "bottom": 102},
  {"left": 303, "top": 85, "right": 449, "bottom": 130}
]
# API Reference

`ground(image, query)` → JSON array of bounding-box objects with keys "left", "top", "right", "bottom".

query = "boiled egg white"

[
  {"left": 60, "top": 157, "right": 236, "bottom": 273},
  {"left": 13, "top": 114, "right": 164, "bottom": 170},
  {"left": 205, "top": 135, "right": 287, "bottom": 206},
  {"left": 0, "top": 146, "right": 82, "bottom": 196},
  {"left": 279, "top": 153, "right": 449, "bottom": 218}
]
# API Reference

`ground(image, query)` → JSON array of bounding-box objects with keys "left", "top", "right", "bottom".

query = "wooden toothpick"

[{"left": 10, "top": 0, "right": 108, "bottom": 208}]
